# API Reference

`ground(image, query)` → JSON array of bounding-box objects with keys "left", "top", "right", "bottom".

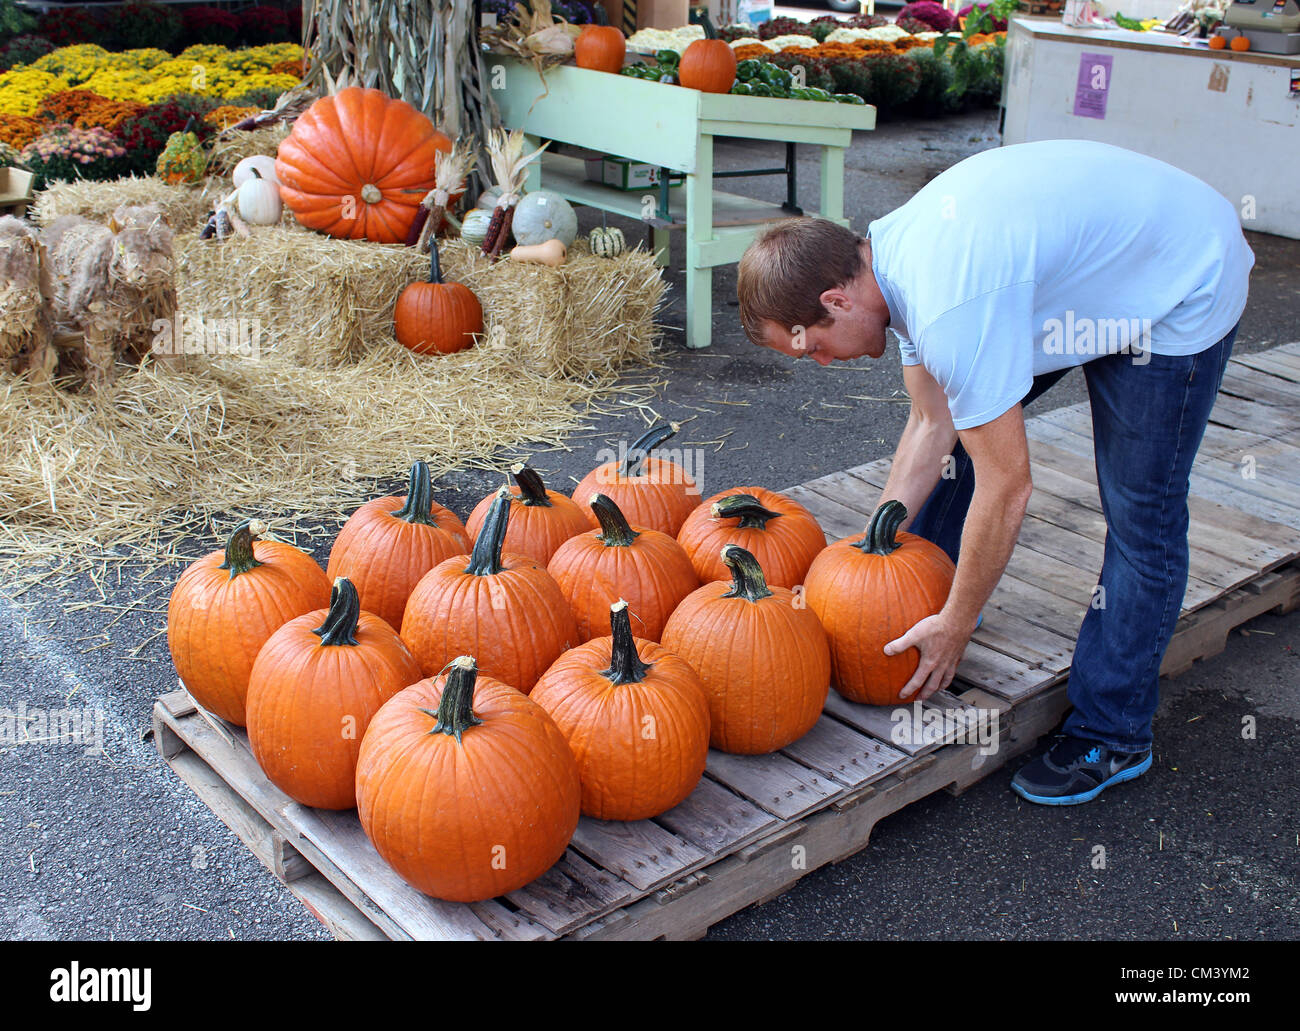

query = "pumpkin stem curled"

[
  {"left": 591, "top": 493, "right": 639, "bottom": 547},
  {"left": 424, "top": 656, "right": 483, "bottom": 743},
  {"left": 218, "top": 518, "right": 266, "bottom": 578},
  {"left": 600, "top": 601, "right": 653, "bottom": 685},
  {"left": 712, "top": 493, "right": 781, "bottom": 529},
  {"left": 620, "top": 422, "right": 679, "bottom": 478},
  {"left": 390, "top": 460, "right": 439, "bottom": 525},
  {"left": 313, "top": 577, "right": 361, "bottom": 646},
  {"left": 854, "top": 500, "right": 908, "bottom": 556},
  {"left": 511, "top": 463, "right": 553, "bottom": 507},
  {"left": 720, "top": 545, "right": 774, "bottom": 602},
  {"left": 465, "top": 490, "right": 511, "bottom": 575}
]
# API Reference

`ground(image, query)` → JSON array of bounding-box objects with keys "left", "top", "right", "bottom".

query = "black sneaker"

[{"left": 1010, "top": 734, "right": 1152, "bottom": 806}]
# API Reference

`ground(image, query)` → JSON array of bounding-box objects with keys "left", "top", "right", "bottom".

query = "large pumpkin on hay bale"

[
  {"left": 275, "top": 87, "right": 448, "bottom": 244},
  {"left": 803, "top": 500, "right": 956, "bottom": 706}
]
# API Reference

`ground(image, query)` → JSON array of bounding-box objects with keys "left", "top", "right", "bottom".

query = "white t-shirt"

[{"left": 866, "top": 140, "right": 1255, "bottom": 430}]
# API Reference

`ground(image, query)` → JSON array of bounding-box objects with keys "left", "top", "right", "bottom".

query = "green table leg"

[
  {"left": 522, "top": 134, "right": 544, "bottom": 193},
  {"left": 684, "top": 135, "right": 714, "bottom": 350},
  {"left": 652, "top": 226, "right": 670, "bottom": 267},
  {"left": 819, "top": 145, "right": 847, "bottom": 225}
]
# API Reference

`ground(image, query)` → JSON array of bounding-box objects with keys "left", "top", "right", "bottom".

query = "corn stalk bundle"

[
  {"left": 405, "top": 134, "right": 477, "bottom": 251},
  {"left": 303, "top": 0, "right": 499, "bottom": 193},
  {"left": 480, "top": 128, "right": 548, "bottom": 260}
]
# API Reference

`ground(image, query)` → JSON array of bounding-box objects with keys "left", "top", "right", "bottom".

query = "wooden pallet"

[{"left": 153, "top": 343, "right": 1300, "bottom": 940}]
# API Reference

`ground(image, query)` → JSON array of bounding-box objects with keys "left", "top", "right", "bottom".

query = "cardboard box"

[
  {"left": 584, "top": 154, "right": 684, "bottom": 191},
  {"left": 637, "top": 0, "right": 689, "bottom": 30},
  {"left": 0, "top": 166, "right": 34, "bottom": 219}
]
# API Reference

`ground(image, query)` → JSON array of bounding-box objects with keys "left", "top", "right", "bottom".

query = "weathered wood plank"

[
  {"left": 506, "top": 850, "right": 636, "bottom": 936},
  {"left": 1232, "top": 351, "right": 1300, "bottom": 383},
  {"left": 656, "top": 776, "right": 780, "bottom": 856},
  {"left": 285, "top": 804, "right": 512, "bottom": 941},
  {"left": 569, "top": 817, "right": 709, "bottom": 892},
  {"left": 703, "top": 750, "right": 844, "bottom": 820},
  {"left": 780, "top": 715, "right": 910, "bottom": 788}
]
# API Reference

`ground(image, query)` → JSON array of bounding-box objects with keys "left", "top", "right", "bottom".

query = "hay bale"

[
  {"left": 440, "top": 239, "right": 665, "bottom": 381},
  {"left": 207, "top": 123, "right": 291, "bottom": 177},
  {"left": 0, "top": 215, "right": 55, "bottom": 382},
  {"left": 177, "top": 222, "right": 427, "bottom": 365},
  {"left": 31, "top": 175, "right": 217, "bottom": 231},
  {"left": 177, "top": 227, "right": 665, "bottom": 376}
]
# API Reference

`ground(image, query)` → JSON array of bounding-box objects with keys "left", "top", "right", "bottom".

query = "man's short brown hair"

[{"left": 737, "top": 217, "right": 864, "bottom": 345}]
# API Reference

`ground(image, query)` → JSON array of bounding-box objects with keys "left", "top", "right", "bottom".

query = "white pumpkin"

[
  {"left": 236, "top": 170, "right": 282, "bottom": 226},
  {"left": 475, "top": 185, "right": 508, "bottom": 211},
  {"left": 232, "top": 155, "right": 279, "bottom": 189},
  {"left": 460, "top": 208, "right": 494, "bottom": 246},
  {"left": 511, "top": 190, "right": 577, "bottom": 248}
]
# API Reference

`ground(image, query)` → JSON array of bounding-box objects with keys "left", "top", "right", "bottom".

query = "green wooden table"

[{"left": 492, "top": 58, "right": 876, "bottom": 349}]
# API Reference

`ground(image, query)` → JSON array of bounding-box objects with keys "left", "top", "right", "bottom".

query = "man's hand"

[
  {"left": 886, "top": 610, "right": 977, "bottom": 702},
  {"left": 885, "top": 403, "right": 1034, "bottom": 702}
]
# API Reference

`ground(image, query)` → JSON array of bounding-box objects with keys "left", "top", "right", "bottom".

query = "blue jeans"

[{"left": 908, "top": 325, "right": 1239, "bottom": 752}]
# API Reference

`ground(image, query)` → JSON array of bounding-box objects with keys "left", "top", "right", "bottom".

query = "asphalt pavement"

[{"left": 1, "top": 108, "right": 1296, "bottom": 941}]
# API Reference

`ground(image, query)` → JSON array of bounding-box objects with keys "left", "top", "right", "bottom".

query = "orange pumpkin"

[
  {"left": 1229, "top": 34, "right": 1250, "bottom": 51},
  {"left": 677, "top": 487, "right": 826, "bottom": 589},
  {"left": 661, "top": 545, "right": 829, "bottom": 754},
  {"left": 571, "top": 422, "right": 700, "bottom": 536},
  {"left": 574, "top": 25, "right": 626, "bottom": 74},
  {"left": 247, "top": 578, "right": 422, "bottom": 809},
  {"left": 167, "top": 519, "right": 331, "bottom": 725},
  {"left": 400, "top": 490, "right": 578, "bottom": 692},
  {"left": 678, "top": 39, "right": 737, "bottom": 94},
  {"left": 531, "top": 600, "right": 711, "bottom": 821},
  {"left": 393, "top": 242, "right": 483, "bottom": 355},
  {"left": 275, "top": 86, "right": 447, "bottom": 243},
  {"left": 803, "top": 500, "right": 956, "bottom": 705},
  {"left": 325, "top": 459, "right": 470, "bottom": 634},
  {"left": 356, "top": 655, "right": 580, "bottom": 901},
  {"left": 465, "top": 463, "right": 591, "bottom": 566},
  {"left": 547, "top": 493, "right": 700, "bottom": 643}
]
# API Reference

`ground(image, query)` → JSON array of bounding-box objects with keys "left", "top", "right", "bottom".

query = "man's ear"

[{"left": 819, "top": 286, "right": 852, "bottom": 314}]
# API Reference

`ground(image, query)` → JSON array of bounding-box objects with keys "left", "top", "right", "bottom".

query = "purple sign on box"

[{"left": 1074, "top": 53, "right": 1113, "bottom": 119}]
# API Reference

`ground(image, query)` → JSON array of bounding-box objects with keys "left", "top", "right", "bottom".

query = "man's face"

[{"left": 759, "top": 303, "right": 886, "bottom": 366}]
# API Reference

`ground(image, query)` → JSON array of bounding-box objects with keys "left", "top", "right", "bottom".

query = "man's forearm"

[
  {"left": 880, "top": 415, "right": 959, "bottom": 531},
  {"left": 942, "top": 481, "right": 1031, "bottom": 632}
]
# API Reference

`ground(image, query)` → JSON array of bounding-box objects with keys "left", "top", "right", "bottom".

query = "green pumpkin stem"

[
  {"left": 465, "top": 489, "right": 511, "bottom": 575},
  {"left": 423, "top": 656, "right": 483, "bottom": 744},
  {"left": 620, "top": 422, "right": 679, "bottom": 478},
  {"left": 853, "top": 500, "right": 907, "bottom": 556},
  {"left": 591, "top": 493, "right": 639, "bottom": 547},
  {"left": 600, "top": 601, "right": 652, "bottom": 685},
  {"left": 313, "top": 577, "right": 361, "bottom": 646},
  {"left": 511, "top": 463, "right": 553, "bottom": 507},
  {"left": 390, "top": 460, "right": 438, "bottom": 525},
  {"left": 712, "top": 493, "right": 781, "bottom": 529},
  {"left": 720, "top": 545, "right": 773, "bottom": 602},
  {"left": 428, "top": 242, "right": 444, "bottom": 284},
  {"left": 218, "top": 518, "right": 266, "bottom": 578}
]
